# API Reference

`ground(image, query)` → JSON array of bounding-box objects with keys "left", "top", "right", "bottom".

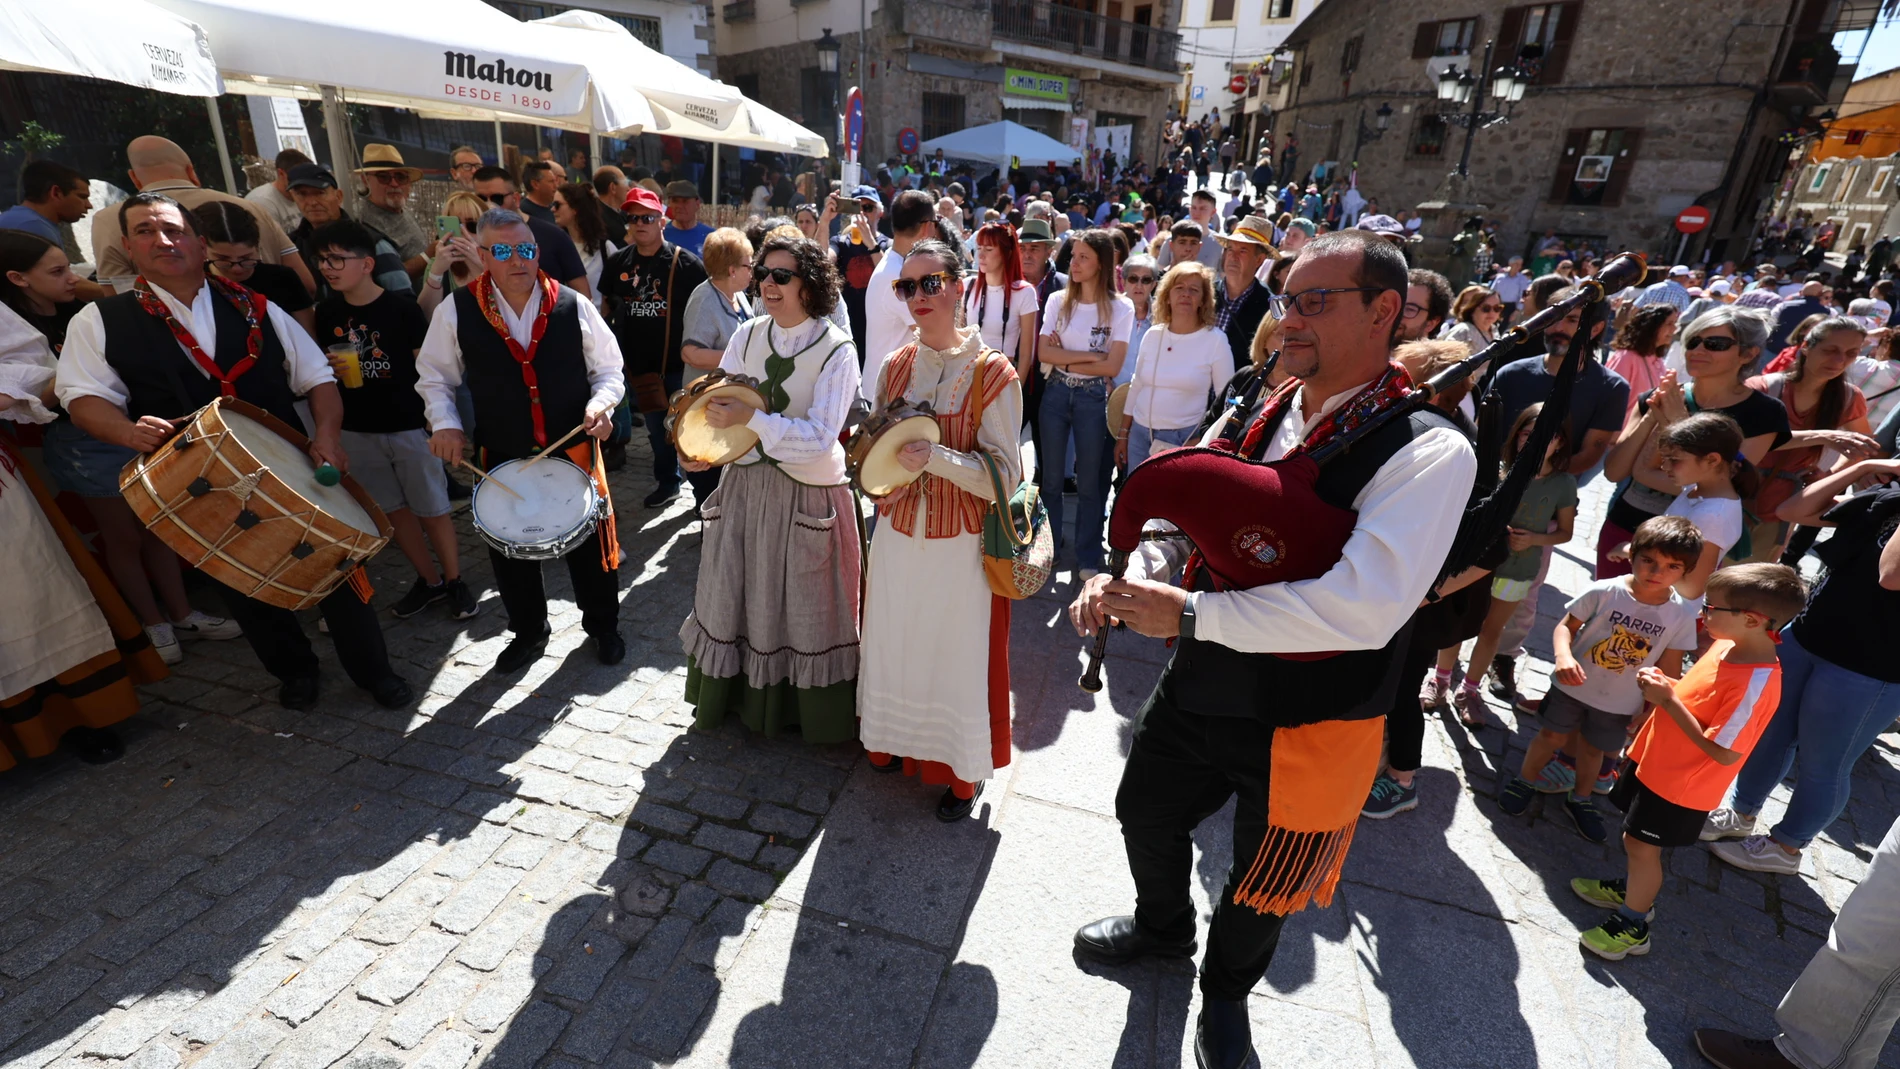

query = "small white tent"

[
  {"left": 920, "top": 121, "right": 1080, "bottom": 169},
  {"left": 0, "top": 0, "right": 220, "bottom": 96}
]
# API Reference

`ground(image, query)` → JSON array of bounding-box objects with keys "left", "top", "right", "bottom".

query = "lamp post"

[
  {"left": 1433, "top": 39, "right": 1527, "bottom": 179},
  {"left": 1350, "top": 101, "right": 1393, "bottom": 162},
  {"left": 816, "top": 28, "right": 841, "bottom": 166}
]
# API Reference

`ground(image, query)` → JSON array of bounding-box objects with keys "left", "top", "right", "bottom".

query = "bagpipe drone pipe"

[{"left": 1077, "top": 252, "right": 1647, "bottom": 692}]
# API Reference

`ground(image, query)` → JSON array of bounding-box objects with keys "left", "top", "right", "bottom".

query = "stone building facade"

[
  {"left": 713, "top": 0, "right": 1184, "bottom": 175},
  {"left": 1267, "top": 0, "right": 1869, "bottom": 266}
]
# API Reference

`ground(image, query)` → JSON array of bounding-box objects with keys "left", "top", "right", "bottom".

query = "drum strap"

[
  {"left": 134, "top": 276, "right": 265, "bottom": 399},
  {"left": 472, "top": 272, "right": 559, "bottom": 447}
]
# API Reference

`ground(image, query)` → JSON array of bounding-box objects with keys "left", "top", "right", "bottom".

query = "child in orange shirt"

[{"left": 1570, "top": 563, "right": 1809, "bottom": 961}]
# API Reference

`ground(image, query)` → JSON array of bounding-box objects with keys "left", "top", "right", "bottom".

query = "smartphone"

[{"left": 435, "top": 215, "right": 461, "bottom": 243}]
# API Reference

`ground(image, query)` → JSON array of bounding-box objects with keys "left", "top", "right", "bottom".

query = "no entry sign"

[{"left": 1675, "top": 206, "right": 1712, "bottom": 234}]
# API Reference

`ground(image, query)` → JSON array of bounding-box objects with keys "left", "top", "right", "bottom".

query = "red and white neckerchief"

[
  {"left": 472, "top": 271, "right": 559, "bottom": 447},
  {"left": 134, "top": 275, "right": 267, "bottom": 398}
]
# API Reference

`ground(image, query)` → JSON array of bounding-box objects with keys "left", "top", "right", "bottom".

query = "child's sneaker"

[
  {"left": 1569, "top": 878, "right": 1655, "bottom": 921},
  {"left": 146, "top": 622, "right": 182, "bottom": 665},
  {"left": 1700, "top": 807, "right": 1757, "bottom": 842},
  {"left": 1594, "top": 763, "right": 1619, "bottom": 795},
  {"left": 1497, "top": 778, "right": 1537, "bottom": 816},
  {"left": 1453, "top": 686, "right": 1489, "bottom": 728},
  {"left": 1563, "top": 796, "right": 1609, "bottom": 844},
  {"left": 1418, "top": 672, "right": 1452, "bottom": 710},
  {"left": 171, "top": 610, "right": 242, "bottom": 640},
  {"left": 1361, "top": 774, "right": 1418, "bottom": 820},
  {"left": 1532, "top": 758, "right": 1576, "bottom": 794},
  {"left": 1580, "top": 913, "right": 1651, "bottom": 960},
  {"left": 1488, "top": 654, "right": 1517, "bottom": 701}
]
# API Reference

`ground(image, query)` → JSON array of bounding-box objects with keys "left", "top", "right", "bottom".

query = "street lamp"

[
  {"left": 1352, "top": 101, "right": 1394, "bottom": 159},
  {"left": 1375, "top": 102, "right": 1393, "bottom": 130},
  {"left": 816, "top": 27, "right": 840, "bottom": 74},
  {"left": 1435, "top": 40, "right": 1530, "bottom": 178},
  {"left": 1436, "top": 65, "right": 1461, "bottom": 102},
  {"left": 816, "top": 29, "right": 841, "bottom": 164}
]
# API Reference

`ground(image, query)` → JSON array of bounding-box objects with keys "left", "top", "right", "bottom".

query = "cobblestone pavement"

[{"left": 3, "top": 438, "right": 1897, "bottom": 1068}]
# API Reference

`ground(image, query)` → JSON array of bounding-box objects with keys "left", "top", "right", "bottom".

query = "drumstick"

[
  {"left": 517, "top": 421, "right": 590, "bottom": 471},
  {"left": 457, "top": 458, "right": 524, "bottom": 501}
]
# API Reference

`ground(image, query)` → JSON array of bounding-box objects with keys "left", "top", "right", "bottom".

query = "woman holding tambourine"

[
  {"left": 678, "top": 233, "right": 864, "bottom": 744},
  {"left": 858, "top": 240, "right": 1024, "bottom": 822}
]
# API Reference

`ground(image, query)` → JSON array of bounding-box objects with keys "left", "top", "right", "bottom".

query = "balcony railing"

[
  {"left": 1772, "top": 41, "right": 1840, "bottom": 107},
  {"left": 723, "top": 0, "right": 754, "bottom": 20},
  {"left": 990, "top": 0, "right": 1179, "bottom": 73}
]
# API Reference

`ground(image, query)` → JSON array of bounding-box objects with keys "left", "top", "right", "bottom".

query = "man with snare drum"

[
  {"left": 416, "top": 208, "right": 627, "bottom": 673},
  {"left": 55, "top": 191, "right": 413, "bottom": 713}
]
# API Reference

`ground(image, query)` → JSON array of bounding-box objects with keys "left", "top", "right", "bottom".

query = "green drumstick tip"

[{"left": 314, "top": 463, "right": 341, "bottom": 487}]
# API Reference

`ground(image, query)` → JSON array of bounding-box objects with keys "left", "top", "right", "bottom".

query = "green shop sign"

[{"left": 1004, "top": 68, "right": 1070, "bottom": 101}]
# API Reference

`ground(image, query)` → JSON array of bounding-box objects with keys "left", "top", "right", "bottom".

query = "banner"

[
  {"left": 1068, "top": 117, "right": 1090, "bottom": 155},
  {"left": 1092, "top": 125, "right": 1133, "bottom": 159}
]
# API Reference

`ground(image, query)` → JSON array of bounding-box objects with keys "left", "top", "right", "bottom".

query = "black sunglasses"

[
  {"left": 1686, "top": 335, "right": 1739, "bottom": 352},
  {"left": 627, "top": 213, "right": 661, "bottom": 226},
  {"left": 892, "top": 271, "right": 954, "bottom": 300},
  {"left": 481, "top": 192, "right": 510, "bottom": 205},
  {"left": 753, "top": 265, "right": 796, "bottom": 286}
]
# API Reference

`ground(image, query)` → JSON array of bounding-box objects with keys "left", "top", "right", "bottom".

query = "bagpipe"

[{"left": 1078, "top": 252, "right": 1648, "bottom": 692}]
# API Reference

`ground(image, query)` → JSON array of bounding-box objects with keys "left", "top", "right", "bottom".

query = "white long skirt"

[{"left": 858, "top": 520, "right": 1000, "bottom": 784}]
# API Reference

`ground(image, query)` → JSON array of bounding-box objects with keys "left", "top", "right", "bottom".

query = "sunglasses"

[
  {"left": 1479, "top": 303, "right": 1504, "bottom": 313},
  {"left": 1685, "top": 335, "right": 1739, "bottom": 352},
  {"left": 367, "top": 171, "right": 413, "bottom": 185},
  {"left": 485, "top": 242, "right": 538, "bottom": 261},
  {"left": 481, "top": 193, "right": 511, "bottom": 205},
  {"left": 753, "top": 265, "right": 797, "bottom": 286},
  {"left": 892, "top": 271, "right": 954, "bottom": 300},
  {"left": 627, "top": 213, "right": 661, "bottom": 226},
  {"left": 1124, "top": 274, "right": 1156, "bottom": 285}
]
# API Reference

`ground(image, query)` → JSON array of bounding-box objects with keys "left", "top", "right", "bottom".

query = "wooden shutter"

[
  {"left": 1602, "top": 127, "right": 1642, "bottom": 207},
  {"left": 1209, "top": 0, "right": 1235, "bottom": 21},
  {"left": 1540, "top": 1, "right": 1583, "bottom": 84},
  {"left": 1412, "top": 21, "right": 1439, "bottom": 59},
  {"left": 1549, "top": 128, "right": 1590, "bottom": 203},
  {"left": 1498, "top": 6, "right": 1527, "bottom": 64}
]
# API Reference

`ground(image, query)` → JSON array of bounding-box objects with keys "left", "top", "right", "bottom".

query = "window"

[
  {"left": 1500, "top": 1, "right": 1581, "bottom": 84},
  {"left": 1844, "top": 129, "right": 1869, "bottom": 146},
  {"left": 1265, "top": 0, "right": 1294, "bottom": 17},
  {"left": 1208, "top": 0, "right": 1235, "bottom": 21},
  {"left": 1340, "top": 35, "right": 1362, "bottom": 75},
  {"left": 601, "top": 13, "right": 663, "bottom": 50},
  {"left": 1549, "top": 127, "right": 1641, "bottom": 206},
  {"left": 1872, "top": 166, "right": 1894, "bottom": 197},
  {"left": 1835, "top": 164, "right": 1859, "bottom": 204},
  {"left": 1411, "top": 17, "right": 1479, "bottom": 59},
  {"left": 1299, "top": 54, "right": 1312, "bottom": 86},
  {"left": 1410, "top": 114, "right": 1448, "bottom": 157},
  {"left": 1809, "top": 163, "right": 1833, "bottom": 193},
  {"left": 922, "top": 92, "right": 965, "bottom": 142}
]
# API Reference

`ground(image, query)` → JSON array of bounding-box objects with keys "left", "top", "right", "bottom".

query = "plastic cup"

[{"left": 328, "top": 343, "right": 363, "bottom": 388}]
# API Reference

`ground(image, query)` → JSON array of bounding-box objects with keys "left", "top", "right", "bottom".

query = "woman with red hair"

[{"left": 965, "top": 223, "right": 1040, "bottom": 381}]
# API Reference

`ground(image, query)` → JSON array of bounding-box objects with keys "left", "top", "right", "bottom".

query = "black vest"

[
  {"left": 453, "top": 284, "right": 589, "bottom": 463},
  {"left": 1161, "top": 406, "right": 1460, "bottom": 727},
  {"left": 97, "top": 287, "right": 302, "bottom": 429}
]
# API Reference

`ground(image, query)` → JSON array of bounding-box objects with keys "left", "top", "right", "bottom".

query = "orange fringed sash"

[{"left": 1232, "top": 716, "right": 1386, "bottom": 915}]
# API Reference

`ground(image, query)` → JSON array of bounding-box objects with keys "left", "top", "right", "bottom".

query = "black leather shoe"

[
  {"left": 867, "top": 754, "right": 903, "bottom": 774},
  {"left": 1072, "top": 915, "right": 1196, "bottom": 965},
  {"left": 369, "top": 675, "right": 413, "bottom": 709},
  {"left": 495, "top": 627, "right": 550, "bottom": 672},
  {"left": 1194, "top": 998, "right": 1256, "bottom": 1069},
  {"left": 643, "top": 485, "right": 679, "bottom": 509},
  {"left": 594, "top": 631, "right": 627, "bottom": 666},
  {"left": 935, "top": 780, "right": 983, "bottom": 822},
  {"left": 278, "top": 676, "right": 320, "bottom": 711}
]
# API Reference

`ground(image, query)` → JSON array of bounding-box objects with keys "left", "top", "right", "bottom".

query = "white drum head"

[
  {"left": 472, "top": 458, "right": 596, "bottom": 544},
  {"left": 858, "top": 414, "right": 942, "bottom": 496},
  {"left": 221, "top": 409, "right": 378, "bottom": 534},
  {"left": 675, "top": 384, "right": 765, "bottom": 465}
]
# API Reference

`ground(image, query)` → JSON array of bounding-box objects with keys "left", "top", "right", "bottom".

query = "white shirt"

[
  {"left": 1666, "top": 490, "right": 1744, "bottom": 562},
  {"left": 244, "top": 182, "right": 303, "bottom": 237},
  {"left": 1129, "top": 378, "right": 1477, "bottom": 654},
  {"left": 57, "top": 282, "right": 332, "bottom": 412},
  {"left": 1127, "top": 325, "right": 1229, "bottom": 431},
  {"left": 967, "top": 282, "right": 1038, "bottom": 360},
  {"left": 718, "top": 315, "right": 859, "bottom": 469},
  {"left": 0, "top": 302, "right": 56, "bottom": 424},
  {"left": 861, "top": 248, "right": 915, "bottom": 400},
  {"left": 413, "top": 282, "right": 625, "bottom": 433},
  {"left": 1041, "top": 291, "right": 1135, "bottom": 380}
]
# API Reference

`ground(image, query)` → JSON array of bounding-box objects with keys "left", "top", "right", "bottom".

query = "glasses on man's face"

[
  {"left": 1686, "top": 335, "right": 1739, "bottom": 352},
  {"left": 368, "top": 171, "right": 413, "bottom": 186},
  {"left": 627, "top": 214, "right": 661, "bottom": 226},
  {"left": 451, "top": 161, "right": 479, "bottom": 173},
  {"left": 892, "top": 271, "right": 954, "bottom": 301},
  {"left": 317, "top": 253, "right": 368, "bottom": 270},
  {"left": 1402, "top": 301, "right": 1427, "bottom": 320},
  {"left": 753, "top": 265, "right": 796, "bottom": 286},
  {"left": 1269, "top": 286, "right": 1382, "bottom": 318},
  {"left": 211, "top": 256, "right": 260, "bottom": 272},
  {"left": 1124, "top": 274, "right": 1156, "bottom": 285},
  {"left": 485, "top": 242, "right": 538, "bottom": 262}
]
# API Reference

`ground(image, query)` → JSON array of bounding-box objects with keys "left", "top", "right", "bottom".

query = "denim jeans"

[
  {"left": 1730, "top": 629, "right": 1900, "bottom": 849},
  {"left": 1127, "top": 421, "right": 1196, "bottom": 471},
  {"left": 1775, "top": 814, "right": 1900, "bottom": 1069},
  {"left": 1039, "top": 376, "right": 1113, "bottom": 569},
  {"left": 643, "top": 367, "right": 719, "bottom": 500}
]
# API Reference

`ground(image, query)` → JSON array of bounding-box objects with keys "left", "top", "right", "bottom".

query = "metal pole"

[
  {"left": 493, "top": 119, "right": 505, "bottom": 164},
  {"left": 320, "top": 86, "right": 357, "bottom": 210},
  {"left": 712, "top": 142, "right": 720, "bottom": 206},
  {"left": 206, "top": 96, "right": 238, "bottom": 193},
  {"left": 1454, "top": 39, "right": 1493, "bottom": 180}
]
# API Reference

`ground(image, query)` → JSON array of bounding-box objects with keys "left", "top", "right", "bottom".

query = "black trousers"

[
  {"left": 1384, "top": 635, "right": 1439, "bottom": 774},
  {"left": 488, "top": 525, "right": 620, "bottom": 640},
  {"left": 215, "top": 580, "right": 392, "bottom": 688},
  {"left": 642, "top": 366, "right": 720, "bottom": 499},
  {"left": 1117, "top": 685, "right": 1288, "bottom": 1001}
]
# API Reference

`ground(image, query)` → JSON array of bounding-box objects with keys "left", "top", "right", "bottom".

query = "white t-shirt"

[
  {"left": 1666, "top": 491, "right": 1744, "bottom": 561},
  {"left": 1127, "top": 324, "right": 1230, "bottom": 431},
  {"left": 861, "top": 248, "right": 916, "bottom": 399},
  {"left": 968, "top": 282, "right": 1039, "bottom": 359},
  {"left": 1040, "top": 291, "right": 1135, "bottom": 381},
  {"left": 1557, "top": 577, "right": 1701, "bottom": 716}
]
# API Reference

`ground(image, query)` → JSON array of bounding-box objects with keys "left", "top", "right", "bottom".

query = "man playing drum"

[
  {"left": 416, "top": 209, "right": 626, "bottom": 673},
  {"left": 55, "top": 192, "right": 413, "bottom": 712}
]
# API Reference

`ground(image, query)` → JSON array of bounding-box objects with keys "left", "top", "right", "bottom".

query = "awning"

[
  {"left": 0, "top": 0, "right": 220, "bottom": 96},
  {"left": 1002, "top": 95, "right": 1071, "bottom": 112}
]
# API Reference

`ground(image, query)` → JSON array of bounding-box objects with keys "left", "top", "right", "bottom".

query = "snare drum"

[
  {"left": 119, "top": 398, "right": 391, "bottom": 611},
  {"left": 470, "top": 456, "right": 604, "bottom": 560},
  {"left": 665, "top": 371, "right": 769, "bottom": 465},
  {"left": 845, "top": 399, "right": 942, "bottom": 497}
]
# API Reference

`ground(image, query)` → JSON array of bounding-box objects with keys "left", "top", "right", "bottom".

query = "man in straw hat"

[
  {"left": 353, "top": 144, "right": 429, "bottom": 283},
  {"left": 1213, "top": 214, "right": 1277, "bottom": 370}
]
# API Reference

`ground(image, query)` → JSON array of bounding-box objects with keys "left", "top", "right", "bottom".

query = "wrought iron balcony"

[
  {"left": 990, "top": 0, "right": 1179, "bottom": 73},
  {"left": 723, "top": 0, "right": 755, "bottom": 20}
]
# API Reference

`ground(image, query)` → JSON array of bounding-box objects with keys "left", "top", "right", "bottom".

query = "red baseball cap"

[{"left": 622, "top": 187, "right": 663, "bottom": 214}]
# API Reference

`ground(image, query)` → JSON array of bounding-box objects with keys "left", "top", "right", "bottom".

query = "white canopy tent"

[{"left": 921, "top": 120, "right": 1080, "bottom": 169}]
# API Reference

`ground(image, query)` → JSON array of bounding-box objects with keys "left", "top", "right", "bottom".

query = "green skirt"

[{"left": 686, "top": 656, "right": 859, "bottom": 744}]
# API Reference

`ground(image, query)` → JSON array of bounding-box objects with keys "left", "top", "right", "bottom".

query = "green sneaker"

[
  {"left": 1569, "top": 878, "right": 1656, "bottom": 920},
  {"left": 1580, "top": 913, "right": 1651, "bottom": 960}
]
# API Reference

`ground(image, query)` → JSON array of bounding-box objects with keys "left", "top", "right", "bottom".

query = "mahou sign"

[{"left": 444, "top": 51, "right": 555, "bottom": 93}]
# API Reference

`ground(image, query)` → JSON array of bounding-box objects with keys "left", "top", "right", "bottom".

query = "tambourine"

[
  {"left": 664, "top": 371, "right": 769, "bottom": 465},
  {"left": 844, "top": 399, "right": 942, "bottom": 497},
  {"left": 1107, "top": 383, "right": 1131, "bottom": 440}
]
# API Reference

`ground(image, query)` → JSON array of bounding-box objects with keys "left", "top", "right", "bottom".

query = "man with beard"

[{"left": 1400, "top": 269, "right": 1453, "bottom": 343}]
